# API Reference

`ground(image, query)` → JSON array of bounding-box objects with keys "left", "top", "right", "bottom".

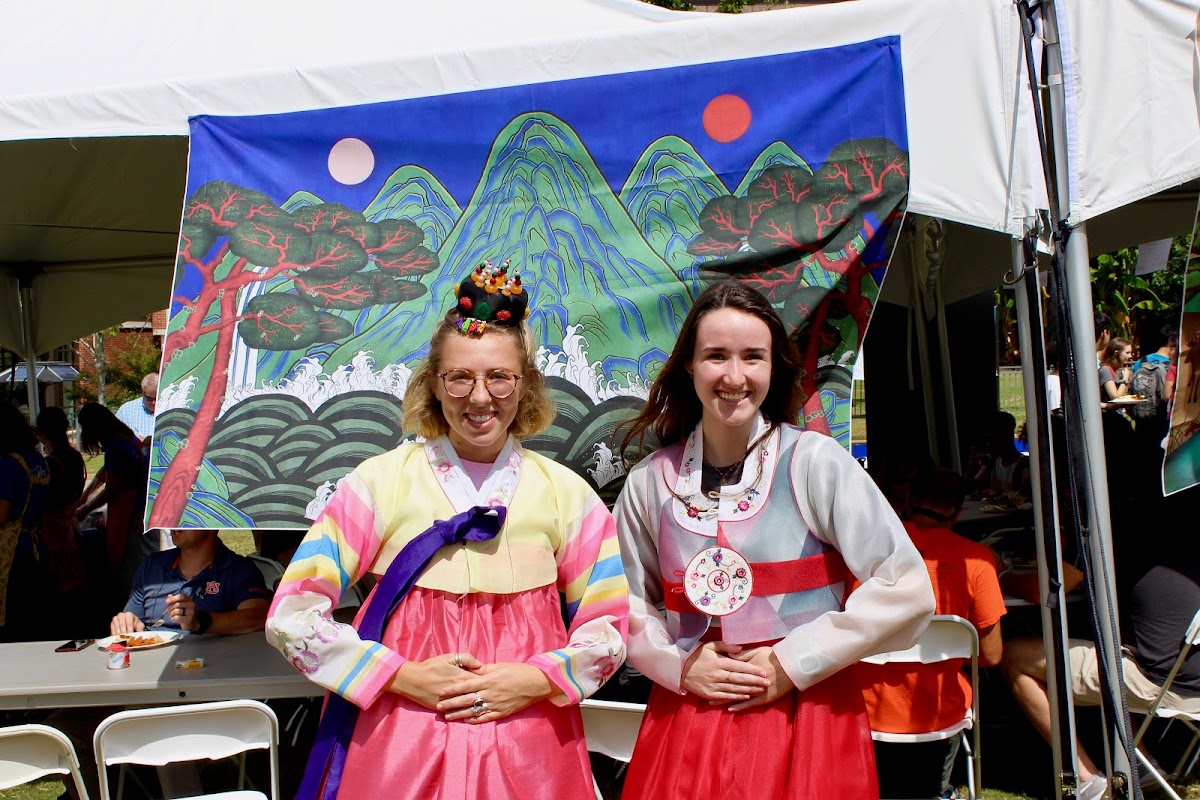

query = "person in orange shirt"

[{"left": 860, "top": 468, "right": 1006, "bottom": 798}]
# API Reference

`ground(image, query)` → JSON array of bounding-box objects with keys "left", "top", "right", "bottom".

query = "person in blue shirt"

[{"left": 110, "top": 529, "right": 269, "bottom": 636}]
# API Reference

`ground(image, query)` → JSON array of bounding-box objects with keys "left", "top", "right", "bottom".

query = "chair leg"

[
  {"left": 1173, "top": 722, "right": 1199, "bottom": 779},
  {"left": 1136, "top": 746, "right": 1182, "bottom": 800},
  {"left": 961, "top": 733, "right": 978, "bottom": 800},
  {"left": 70, "top": 767, "right": 89, "bottom": 800},
  {"left": 592, "top": 775, "right": 604, "bottom": 800}
]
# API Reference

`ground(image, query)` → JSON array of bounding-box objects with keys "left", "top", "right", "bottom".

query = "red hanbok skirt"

[{"left": 622, "top": 664, "right": 878, "bottom": 799}]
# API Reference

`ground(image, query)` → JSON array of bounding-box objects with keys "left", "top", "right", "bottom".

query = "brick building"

[{"left": 0, "top": 310, "right": 167, "bottom": 416}]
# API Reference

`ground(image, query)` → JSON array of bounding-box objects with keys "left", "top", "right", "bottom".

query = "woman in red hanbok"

[{"left": 615, "top": 282, "right": 934, "bottom": 799}]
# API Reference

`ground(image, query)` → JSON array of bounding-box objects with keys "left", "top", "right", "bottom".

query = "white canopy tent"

[
  {"left": 2, "top": 1, "right": 1198, "bottom": 793},
  {"left": 4, "top": 0, "right": 1197, "bottom": 349},
  {"left": 4, "top": 0, "right": 1197, "bottom": 351}
]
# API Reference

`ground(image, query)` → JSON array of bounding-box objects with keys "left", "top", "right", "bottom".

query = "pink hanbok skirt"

[{"left": 333, "top": 585, "right": 593, "bottom": 800}]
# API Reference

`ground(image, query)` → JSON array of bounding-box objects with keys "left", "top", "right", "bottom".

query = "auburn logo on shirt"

[{"left": 205, "top": 581, "right": 221, "bottom": 596}]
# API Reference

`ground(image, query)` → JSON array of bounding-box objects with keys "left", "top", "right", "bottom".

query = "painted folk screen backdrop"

[{"left": 146, "top": 39, "right": 910, "bottom": 530}]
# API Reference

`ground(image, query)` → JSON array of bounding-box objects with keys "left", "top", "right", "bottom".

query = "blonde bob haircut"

[{"left": 402, "top": 314, "right": 555, "bottom": 440}]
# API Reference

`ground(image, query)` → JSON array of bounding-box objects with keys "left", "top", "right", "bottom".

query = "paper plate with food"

[{"left": 96, "top": 631, "right": 184, "bottom": 651}]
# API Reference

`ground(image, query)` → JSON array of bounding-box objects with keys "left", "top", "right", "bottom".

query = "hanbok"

[
  {"left": 614, "top": 416, "right": 934, "bottom": 799},
  {"left": 268, "top": 436, "right": 629, "bottom": 800}
]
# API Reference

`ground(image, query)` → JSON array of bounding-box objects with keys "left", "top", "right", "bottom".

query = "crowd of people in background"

[{"left": 0, "top": 373, "right": 158, "bottom": 642}]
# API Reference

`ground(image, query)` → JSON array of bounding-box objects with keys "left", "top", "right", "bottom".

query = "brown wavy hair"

[
  {"left": 618, "top": 281, "right": 803, "bottom": 458},
  {"left": 402, "top": 313, "right": 555, "bottom": 440},
  {"left": 1101, "top": 337, "right": 1131, "bottom": 369}
]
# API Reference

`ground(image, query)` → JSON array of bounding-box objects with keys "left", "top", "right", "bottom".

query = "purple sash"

[{"left": 296, "top": 504, "right": 506, "bottom": 800}]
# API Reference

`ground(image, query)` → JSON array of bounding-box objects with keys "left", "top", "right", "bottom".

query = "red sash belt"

[{"left": 662, "top": 550, "right": 848, "bottom": 613}]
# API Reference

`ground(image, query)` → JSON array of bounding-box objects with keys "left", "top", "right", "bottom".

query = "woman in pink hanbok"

[
  {"left": 614, "top": 282, "right": 934, "bottom": 799},
  {"left": 267, "top": 263, "right": 629, "bottom": 800}
]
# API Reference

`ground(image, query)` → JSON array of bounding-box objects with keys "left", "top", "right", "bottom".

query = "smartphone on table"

[{"left": 54, "top": 639, "right": 95, "bottom": 652}]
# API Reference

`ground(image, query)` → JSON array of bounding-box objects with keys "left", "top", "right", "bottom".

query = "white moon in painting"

[{"left": 327, "top": 138, "right": 375, "bottom": 185}]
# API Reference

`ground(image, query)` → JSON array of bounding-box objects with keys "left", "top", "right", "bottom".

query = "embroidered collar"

[
  {"left": 670, "top": 415, "right": 777, "bottom": 534},
  {"left": 425, "top": 435, "right": 522, "bottom": 513}
]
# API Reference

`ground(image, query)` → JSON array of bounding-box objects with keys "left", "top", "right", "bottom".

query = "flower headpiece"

[{"left": 452, "top": 258, "right": 529, "bottom": 334}]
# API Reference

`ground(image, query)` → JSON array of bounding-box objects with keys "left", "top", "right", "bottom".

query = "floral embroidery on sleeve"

[{"left": 275, "top": 609, "right": 341, "bottom": 675}]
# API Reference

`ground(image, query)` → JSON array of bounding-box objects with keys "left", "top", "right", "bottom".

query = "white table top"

[{"left": 0, "top": 633, "right": 322, "bottom": 711}]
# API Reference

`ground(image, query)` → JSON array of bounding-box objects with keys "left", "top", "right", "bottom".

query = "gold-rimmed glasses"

[{"left": 438, "top": 369, "right": 523, "bottom": 399}]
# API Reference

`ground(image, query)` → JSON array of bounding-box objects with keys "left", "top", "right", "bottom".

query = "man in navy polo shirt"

[
  {"left": 54, "top": 530, "right": 271, "bottom": 800},
  {"left": 111, "top": 529, "right": 269, "bottom": 636}
]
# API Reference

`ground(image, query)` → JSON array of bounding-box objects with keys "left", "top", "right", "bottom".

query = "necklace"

[
  {"left": 670, "top": 426, "right": 775, "bottom": 519},
  {"left": 702, "top": 458, "right": 745, "bottom": 485}
]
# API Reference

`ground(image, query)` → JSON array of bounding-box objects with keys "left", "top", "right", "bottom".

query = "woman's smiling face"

[
  {"left": 433, "top": 332, "right": 525, "bottom": 463},
  {"left": 688, "top": 307, "right": 773, "bottom": 441}
]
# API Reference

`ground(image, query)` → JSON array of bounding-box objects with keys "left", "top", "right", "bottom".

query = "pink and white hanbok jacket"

[{"left": 615, "top": 417, "right": 934, "bottom": 694}]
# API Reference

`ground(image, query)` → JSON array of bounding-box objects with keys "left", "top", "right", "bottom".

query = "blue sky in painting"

[{"left": 186, "top": 37, "right": 906, "bottom": 209}]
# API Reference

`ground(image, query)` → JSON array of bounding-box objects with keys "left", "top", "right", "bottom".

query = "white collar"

[
  {"left": 670, "top": 414, "right": 777, "bottom": 535},
  {"left": 425, "top": 435, "right": 522, "bottom": 513}
]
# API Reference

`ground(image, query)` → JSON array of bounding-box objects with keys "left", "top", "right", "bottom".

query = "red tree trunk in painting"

[{"left": 149, "top": 181, "right": 437, "bottom": 527}]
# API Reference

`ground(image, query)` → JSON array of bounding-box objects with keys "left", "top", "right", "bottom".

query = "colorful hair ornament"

[
  {"left": 454, "top": 318, "right": 489, "bottom": 335},
  {"left": 452, "top": 258, "right": 529, "bottom": 332}
]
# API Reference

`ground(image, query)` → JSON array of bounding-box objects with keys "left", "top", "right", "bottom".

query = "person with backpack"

[{"left": 1129, "top": 324, "right": 1178, "bottom": 447}]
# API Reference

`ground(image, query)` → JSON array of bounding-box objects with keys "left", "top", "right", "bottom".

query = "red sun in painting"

[{"left": 702, "top": 94, "right": 752, "bottom": 143}]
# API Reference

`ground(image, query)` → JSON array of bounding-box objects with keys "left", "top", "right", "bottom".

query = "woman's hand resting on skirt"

[
  {"left": 436, "top": 663, "right": 557, "bottom": 723},
  {"left": 681, "top": 641, "right": 771, "bottom": 704}
]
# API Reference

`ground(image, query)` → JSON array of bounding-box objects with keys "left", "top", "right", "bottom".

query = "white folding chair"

[
  {"left": 579, "top": 699, "right": 646, "bottom": 800},
  {"left": 861, "top": 614, "right": 981, "bottom": 800},
  {"left": 93, "top": 699, "right": 279, "bottom": 800},
  {"left": 1131, "top": 607, "right": 1200, "bottom": 800},
  {"left": 0, "top": 723, "right": 90, "bottom": 799}
]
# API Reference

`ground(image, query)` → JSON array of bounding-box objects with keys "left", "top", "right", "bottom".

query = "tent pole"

[
  {"left": 18, "top": 273, "right": 39, "bottom": 421},
  {"left": 1060, "top": 219, "right": 1135, "bottom": 792},
  {"left": 1041, "top": 4, "right": 1136, "bottom": 793},
  {"left": 933, "top": 271, "right": 961, "bottom": 472},
  {"left": 1012, "top": 238, "right": 1076, "bottom": 800}
]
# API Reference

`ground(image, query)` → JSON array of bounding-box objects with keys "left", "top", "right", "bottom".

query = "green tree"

[
  {"left": 1091, "top": 236, "right": 1187, "bottom": 342},
  {"left": 72, "top": 328, "right": 163, "bottom": 408},
  {"left": 994, "top": 234, "right": 1188, "bottom": 365}
]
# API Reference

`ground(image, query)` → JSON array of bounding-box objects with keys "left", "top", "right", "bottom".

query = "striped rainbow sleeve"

[
  {"left": 527, "top": 493, "right": 630, "bottom": 706},
  {"left": 266, "top": 472, "right": 406, "bottom": 709}
]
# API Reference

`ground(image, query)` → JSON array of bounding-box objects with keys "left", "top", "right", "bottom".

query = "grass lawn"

[
  {"left": 220, "top": 529, "right": 256, "bottom": 556},
  {"left": 82, "top": 453, "right": 103, "bottom": 482}
]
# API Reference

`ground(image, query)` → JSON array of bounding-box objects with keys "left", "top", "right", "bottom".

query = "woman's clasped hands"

[
  {"left": 680, "top": 641, "right": 795, "bottom": 711},
  {"left": 389, "top": 651, "right": 556, "bottom": 724}
]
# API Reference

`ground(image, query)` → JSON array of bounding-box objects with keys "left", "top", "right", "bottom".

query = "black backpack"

[{"left": 1128, "top": 360, "right": 1167, "bottom": 420}]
